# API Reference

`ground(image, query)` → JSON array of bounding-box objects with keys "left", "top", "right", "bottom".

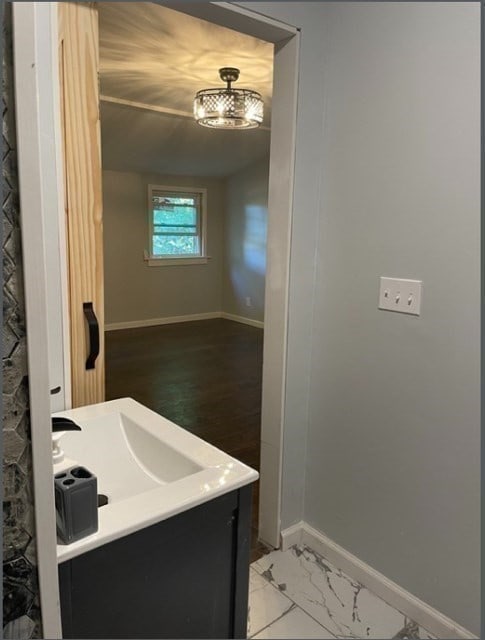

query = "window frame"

[{"left": 147, "top": 184, "right": 209, "bottom": 266}]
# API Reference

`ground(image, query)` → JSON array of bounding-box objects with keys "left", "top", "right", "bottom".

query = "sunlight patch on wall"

[{"left": 243, "top": 204, "right": 267, "bottom": 275}]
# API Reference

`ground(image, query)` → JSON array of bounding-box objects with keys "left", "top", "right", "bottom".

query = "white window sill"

[{"left": 145, "top": 255, "right": 211, "bottom": 267}]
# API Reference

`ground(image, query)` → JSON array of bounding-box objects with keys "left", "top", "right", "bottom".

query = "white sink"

[{"left": 53, "top": 398, "right": 259, "bottom": 562}]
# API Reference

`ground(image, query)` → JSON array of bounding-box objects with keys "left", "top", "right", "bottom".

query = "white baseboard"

[
  {"left": 280, "top": 521, "right": 476, "bottom": 640},
  {"left": 220, "top": 312, "right": 264, "bottom": 329},
  {"left": 106, "top": 311, "right": 264, "bottom": 331},
  {"left": 280, "top": 520, "right": 304, "bottom": 551},
  {"left": 105, "top": 312, "right": 221, "bottom": 331}
]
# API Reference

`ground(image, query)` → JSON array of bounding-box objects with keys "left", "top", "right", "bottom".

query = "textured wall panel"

[{"left": 2, "top": 5, "right": 42, "bottom": 638}]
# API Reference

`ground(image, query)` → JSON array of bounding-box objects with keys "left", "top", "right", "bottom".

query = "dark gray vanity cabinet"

[{"left": 58, "top": 485, "right": 253, "bottom": 639}]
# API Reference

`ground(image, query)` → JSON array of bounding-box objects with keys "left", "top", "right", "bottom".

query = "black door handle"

[{"left": 83, "top": 302, "right": 100, "bottom": 370}]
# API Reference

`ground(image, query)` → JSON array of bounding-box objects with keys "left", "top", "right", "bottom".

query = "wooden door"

[{"left": 58, "top": 2, "right": 105, "bottom": 407}]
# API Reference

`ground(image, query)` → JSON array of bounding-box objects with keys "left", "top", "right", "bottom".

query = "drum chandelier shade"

[{"left": 194, "top": 67, "right": 264, "bottom": 130}]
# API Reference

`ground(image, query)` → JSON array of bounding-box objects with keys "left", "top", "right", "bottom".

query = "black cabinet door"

[{"left": 59, "top": 489, "right": 250, "bottom": 639}]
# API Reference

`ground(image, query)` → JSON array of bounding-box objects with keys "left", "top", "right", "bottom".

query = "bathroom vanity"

[{"left": 54, "top": 399, "right": 258, "bottom": 639}]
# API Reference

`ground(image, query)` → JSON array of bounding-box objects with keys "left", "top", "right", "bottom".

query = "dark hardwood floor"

[{"left": 105, "top": 318, "right": 270, "bottom": 562}]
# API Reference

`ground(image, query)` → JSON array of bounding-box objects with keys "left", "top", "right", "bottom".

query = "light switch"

[{"left": 378, "top": 277, "right": 422, "bottom": 316}]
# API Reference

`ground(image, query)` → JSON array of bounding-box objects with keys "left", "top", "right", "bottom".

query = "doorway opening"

[
  {"left": 13, "top": 2, "right": 298, "bottom": 634},
  {"left": 98, "top": 1, "right": 273, "bottom": 561}
]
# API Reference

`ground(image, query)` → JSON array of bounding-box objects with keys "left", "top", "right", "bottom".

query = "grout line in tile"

[
  {"left": 254, "top": 563, "right": 339, "bottom": 639},
  {"left": 248, "top": 603, "right": 298, "bottom": 639},
  {"left": 248, "top": 570, "right": 295, "bottom": 638},
  {"left": 250, "top": 569, "right": 294, "bottom": 607},
  {"left": 286, "top": 605, "right": 339, "bottom": 639}
]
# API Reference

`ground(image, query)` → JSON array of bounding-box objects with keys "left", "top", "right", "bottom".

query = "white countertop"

[{"left": 53, "top": 398, "right": 258, "bottom": 563}]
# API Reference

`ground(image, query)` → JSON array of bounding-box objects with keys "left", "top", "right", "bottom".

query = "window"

[{"left": 147, "top": 185, "right": 208, "bottom": 265}]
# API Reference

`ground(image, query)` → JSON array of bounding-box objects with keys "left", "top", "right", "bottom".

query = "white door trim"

[
  {"left": 13, "top": 1, "right": 299, "bottom": 633},
  {"left": 12, "top": 3, "right": 65, "bottom": 637}
]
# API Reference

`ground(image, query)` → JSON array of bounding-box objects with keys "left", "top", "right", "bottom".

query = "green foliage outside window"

[
  {"left": 151, "top": 194, "right": 201, "bottom": 257},
  {"left": 152, "top": 235, "right": 199, "bottom": 256}
]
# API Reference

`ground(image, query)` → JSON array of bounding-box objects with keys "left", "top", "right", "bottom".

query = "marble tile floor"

[{"left": 247, "top": 545, "right": 436, "bottom": 639}]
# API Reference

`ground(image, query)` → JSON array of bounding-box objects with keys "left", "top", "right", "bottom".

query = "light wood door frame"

[
  {"left": 13, "top": 2, "right": 299, "bottom": 635},
  {"left": 58, "top": 1, "right": 105, "bottom": 408}
]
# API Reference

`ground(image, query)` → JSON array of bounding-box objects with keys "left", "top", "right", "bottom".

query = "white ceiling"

[{"left": 98, "top": 2, "right": 274, "bottom": 177}]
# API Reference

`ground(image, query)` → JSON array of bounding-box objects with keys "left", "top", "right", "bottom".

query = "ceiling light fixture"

[{"left": 194, "top": 67, "right": 264, "bottom": 130}]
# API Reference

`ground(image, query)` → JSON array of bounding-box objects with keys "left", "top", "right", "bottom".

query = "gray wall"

[
  {"left": 222, "top": 157, "right": 269, "bottom": 322},
  {"left": 242, "top": 2, "right": 480, "bottom": 634},
  {"left": 103, "top": 170, "right": 225, "bottom": 324}
]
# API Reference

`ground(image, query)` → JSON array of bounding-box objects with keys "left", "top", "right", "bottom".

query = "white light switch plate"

[{"left": 378, "top": 277, "right": 422, "bottom": 315}]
